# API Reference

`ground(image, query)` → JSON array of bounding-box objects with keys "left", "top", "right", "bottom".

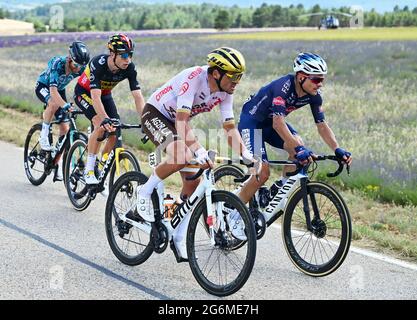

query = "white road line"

[{"left": 270, "top": 223, "right": 417, "bottom": 272}]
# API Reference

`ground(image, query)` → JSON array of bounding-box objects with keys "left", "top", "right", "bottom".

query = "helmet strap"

[
  {"left": 299, "top": 76, "right": 309, "bottom": 95},
  {"left": 112, "top": 52, "right": 122, "bottom": 71},
  {"left": 215, "top": 71, "right": 226, "bottom": 92}
]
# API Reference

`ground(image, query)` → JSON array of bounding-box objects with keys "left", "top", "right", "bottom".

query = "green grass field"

[{"left": 207, "top": 27, "right": 417, "bottom": 41}]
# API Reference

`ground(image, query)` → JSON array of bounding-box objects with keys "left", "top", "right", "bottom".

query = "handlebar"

[
  {"left": 185, "top": 150, "right": 217, "bottom": 181},
  {"left": 97, "top": 118, "right": 143, "bottom": 142},
  {"left": 229, "top": 155, "right": 349, "bottom": 183},
  {"left": 274, "top": 155, "right": 349, "bottom": 178}
]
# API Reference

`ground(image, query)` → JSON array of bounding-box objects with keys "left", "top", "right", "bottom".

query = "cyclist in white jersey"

[{"left": 138, "top": 48, "right": 256, "bottom": 249}]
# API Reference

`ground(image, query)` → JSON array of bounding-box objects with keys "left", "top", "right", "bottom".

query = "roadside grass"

[
  {"left": 2, "top": 104, "right": 416, "bottom": 262},
  {"left": 206, "top": 27, "right": 417, "bottom": 41}
]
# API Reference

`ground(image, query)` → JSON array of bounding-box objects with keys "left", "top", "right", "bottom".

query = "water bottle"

[
  {"left": 164, "top": 194, "right": 175, "bottom": 219},
  {"left": 270, "top": 179, "right": 284, "bottom": 199}
]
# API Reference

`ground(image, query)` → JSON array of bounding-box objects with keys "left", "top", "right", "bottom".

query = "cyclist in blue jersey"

[
  {"left": 35, "top": 41, "right": 90, "bottom": 155},
  {"left": 237, "top": 52, "right": 352, "bottom": 203}
]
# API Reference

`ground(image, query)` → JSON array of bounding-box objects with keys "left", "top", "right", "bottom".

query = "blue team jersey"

[
  {"left": 240, "top": 74, "right": 325, "bottom": 125},
  {"left": 37, "top": 56, "right": 85, "bottom": 91}
]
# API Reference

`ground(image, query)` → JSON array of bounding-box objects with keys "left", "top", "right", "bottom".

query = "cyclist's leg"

[
  {"left": 100, "top": 95, "right": 119, "bottom": 156},
  {"left": 236, "top": 120, "right": 270, "bottom": 204},
  {"left": 35, "top": 82, "right": 56, "bottom": 150},
  {"left": 269, "top": 123, "right": 302, "bottom": 178},
  {"left": 74, "top": 86, "right": 104, "bottom": 184},
  {"left": 138, "top": 104, "right": 192, "bottom": 221},
  {"left": 56, "top": 89, "right": 70, "bottom": 137}
]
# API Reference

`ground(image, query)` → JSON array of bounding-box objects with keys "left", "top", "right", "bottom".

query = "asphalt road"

[{"left": 1, "top": 140, "right": 416, "bottom": 300}]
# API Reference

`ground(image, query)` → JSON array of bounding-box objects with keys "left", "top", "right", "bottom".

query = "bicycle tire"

[
  {"left": 187, "top": 190, "right": 257, "bottom": 296},
  {"left": 282, "top": 181, "right": 351, "bottom": 277},
  {"left": 64, "top": 139, "right": 92, "bottom": 211},
  {"left": 108, "top": 149, "right": 141, "bottom": 190},
  {"left": 62, "top": 131, "right": 88, "bottom": 186},
  {"left": 105, "top": 171, "right": 156, "bottom": 266},
  {"left": 23, "top": 123, "right": 48, "bottom": 186}
]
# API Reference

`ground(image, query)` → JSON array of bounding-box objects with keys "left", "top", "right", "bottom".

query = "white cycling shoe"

[
  {"left": 39, "top": 136, "right": 54, "bottom": 151},
  {"left": 84, "top": 170, "right": 99, "bottom": 185},
  {"left": 136, "top": 187, "right": 154, "bottom": 222},
  {"left": 226, "top": 208, "right": 247, "bottom": 241}
]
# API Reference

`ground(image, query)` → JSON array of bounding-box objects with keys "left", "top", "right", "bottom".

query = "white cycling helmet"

[{"left": 293, "top": 52, "right": 327, "bottom": 75}]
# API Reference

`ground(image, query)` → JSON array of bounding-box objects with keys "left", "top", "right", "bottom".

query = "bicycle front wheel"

[
  {"left": 108, "top": 149, "right": 141, "bottom": 190},
  {"left": 64, "top": 139, "right": 91, "bottom": 211},
  {"left": 105, "top": 171, "right": 156, "bottom": 266},
  {"left": 282, "top": 181, "right": 352, "bottom": 277},
  {"left": 187, "top": 191, "right": 257, "bottom": 296}
]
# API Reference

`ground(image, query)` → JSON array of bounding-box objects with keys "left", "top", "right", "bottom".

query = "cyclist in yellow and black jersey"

[{"left": 74, "top": 34, "right": 145, "bottom": 185}]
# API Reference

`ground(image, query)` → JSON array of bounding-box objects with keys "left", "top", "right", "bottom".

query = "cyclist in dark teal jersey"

[{"left": 35, "top": 41, "right": 90, "bottom": 155}]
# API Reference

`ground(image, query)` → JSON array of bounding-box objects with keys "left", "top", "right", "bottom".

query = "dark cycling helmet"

[
  {"left": 108, "top": 34, "right": 135, "bottom": 54},
  {"left": 69, "top": 41, "right": 90, "bottom": 66}
]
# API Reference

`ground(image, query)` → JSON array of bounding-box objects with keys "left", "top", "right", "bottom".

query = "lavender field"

[{"left": 1, "top": 34, "right": 416, "bottom": 203}]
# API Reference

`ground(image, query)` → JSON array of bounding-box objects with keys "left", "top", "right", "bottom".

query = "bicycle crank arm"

[{"left": 119, "top": 212, "right": 152, "bottom": 235}]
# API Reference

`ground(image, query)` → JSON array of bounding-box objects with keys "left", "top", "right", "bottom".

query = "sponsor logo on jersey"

[
  {"left": 282, "top": 79, "right": 291, "bottom": 94},
  {"left": 188, "top": 67, "right": 203, "bottom": 80},
  {"left": 156, "top": 85, "right": 173, "bottom": 102},
  {"left": 191, "top": 97, "right": 222, "bottom": 117},
  {"left": 273, "top": 96, "right": 286, "bottom": 106},
  {"left": 178, "top": 82, "right": 190, "bottom": 96},
  {"left": 99, "top": 56, "right": 106, "bottom": 65}
]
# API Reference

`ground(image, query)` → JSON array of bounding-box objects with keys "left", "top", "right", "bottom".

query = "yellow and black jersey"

[{"left": 77, "top": 54, "right": 140, "bottom": 96}]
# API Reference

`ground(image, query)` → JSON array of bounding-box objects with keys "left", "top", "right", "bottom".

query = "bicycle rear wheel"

[
  {"left": 23, "top": 123, "right": 49, "bottom": 185},
  {"left": 64, "top": 139, "right": 91, "bottom": 211},
  {"left": 105, "top": 171, "right": 156, "bottom": 266},
  {"left": 282, "top": 181, "right": 351, "bottom": 277},
  {"left": 187, "top": 191, "right": 257, "bottom": 296},
  {"left": 108, "top": 149, "right": 141, "bottom": 190}
]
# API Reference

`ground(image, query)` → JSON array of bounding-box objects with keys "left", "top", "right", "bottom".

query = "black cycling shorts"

[
  {"left": 35, "top": 81, "right": 70, "bottom": 123},
  {"left": 73, "top": 84, "right": 120, "bottom": 122}
]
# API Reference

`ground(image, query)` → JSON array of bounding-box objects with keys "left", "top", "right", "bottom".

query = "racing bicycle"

[
  {"left": 64, "top": 118, "right": 143, "bottom": 211},
  {"left": 104, "top": 151, "right": 258, "bottom": 296},
  {"left": 214, "top": 156, "right": 352, "bottom": 277},
  {"left": 24, "top": 106, "right": 87, "bottom": 186}
]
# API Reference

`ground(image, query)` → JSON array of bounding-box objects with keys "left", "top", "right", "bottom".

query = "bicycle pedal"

[{"left": 169, "top": 240, "right": 188, "bottom": 263}]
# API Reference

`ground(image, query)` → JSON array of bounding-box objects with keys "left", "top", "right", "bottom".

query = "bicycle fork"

[{"left": 300, "top": 177, "right": 321, "bottom": 233}]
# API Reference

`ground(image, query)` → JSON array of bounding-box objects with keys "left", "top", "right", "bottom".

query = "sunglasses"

[
  {"left": 225, "top": 72, "right": 243, "bottom": 83},
  {"left": 120, "top": 52, "right": 133, "bottom": 59},
  {"left": 307, "top": 76, "right": 325, "bottom": 85},
  {"left": 71, "top": 59, "right": 83, "bottom": 68}
]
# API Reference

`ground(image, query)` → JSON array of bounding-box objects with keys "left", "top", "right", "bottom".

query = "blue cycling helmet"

[{"left": 293, "top": 52, "right": 327, "bottom": 75}]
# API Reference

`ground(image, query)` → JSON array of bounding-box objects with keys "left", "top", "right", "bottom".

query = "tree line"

[
  {"left": 0, "top": 8, "right": 11, "bottom": 19},
  {"left": 10, "top": 1, "right": 417, "bottom": 32}
]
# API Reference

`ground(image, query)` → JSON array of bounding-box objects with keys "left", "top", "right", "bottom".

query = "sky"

[{"left": 1, "top": 0, "right": 415, "bottom": 13}]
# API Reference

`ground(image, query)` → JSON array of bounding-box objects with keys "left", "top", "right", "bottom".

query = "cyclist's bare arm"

[
  {"left": 175, "top": 112, "right": 203, "bottom": 154},
  {"left": 49, "top": 86, "right": 67, "bottom": 108},
  {"left": 316, "top": 121, "right": 339, "bottom": 151},
  {"left": 223, "top": 122, "right": 248, "bottom": 155},
  {"left": 131, "top": 89, "right": 145, "bottom": 116}
]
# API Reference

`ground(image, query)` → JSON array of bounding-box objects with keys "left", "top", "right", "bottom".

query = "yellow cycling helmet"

[{"left": 207, "top": 47, "right": 246, "bottom": 74}]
